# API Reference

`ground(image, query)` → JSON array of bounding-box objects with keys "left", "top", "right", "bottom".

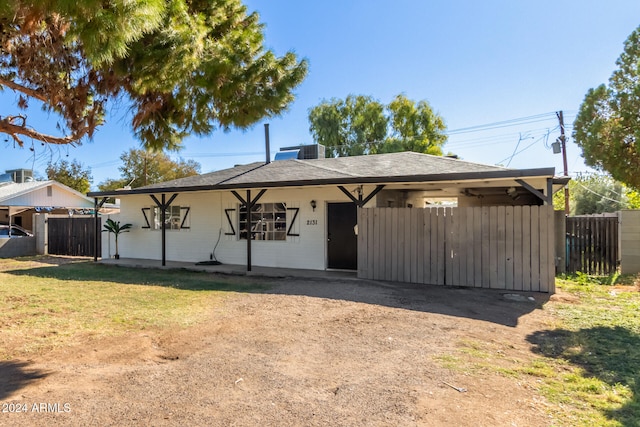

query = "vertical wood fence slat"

[
  {"left": 374, "top": 208, "right": 382, "bottom": 280},
  {"left": 458, "top": 207, "right": 468, "bottom": 287},
  {"left": 497, "top": 206, "right": 506, "bottom": 289},
  {"left": 385, "top": 208, "right": 393, "bottom": 281},
  {"left": 444, "top": 207, "right": 453, "bottom": 286},
  {"left": 363, "top": 209, "right": 378, "bottom": 279},
  {"left": 430, "top": 209, "right": 439, "bottom": 285},
  {"left": 465, "top": 208, "right": 475, "bottom": 287},
  {"left": 423, "top": 209, "right": 431, "bottom": 284},
  {"left": 505, "top": 206, "right": 515, "bottom": 290},
  {"left": 522, "top": 206, "right": 532, "bottom": 291},
  {"left": 357, "top": 208, "right": 366, "bottom": 278},
  {"left": 404, "top": 209, "right": 412, "bottom": 282},
  {"left": 530, "top": 207, "right": 541, "bottom": 292},
  {"left": 489, "top": 206, "right": 498, "bottom": 288},
  {"left": 546, "top": 207, "right": 555, "bottom": 292},
  {"left": 413, "top": 208, "right": 422, "bottom": 284},
  {"left": 539, "top": 206, "right": 550, "bottom": 293},
  {"left": 473, "top": 207, "right": 483, "bottom": 287},
  {"left": 436, "top": 208, "right": 446, "bottom": 285},
  {"left": 513, "top": 207, "right": 523, "bottom": 291},
  {"left": 481, "top": 207, "right": 491, "bottom": 288}
]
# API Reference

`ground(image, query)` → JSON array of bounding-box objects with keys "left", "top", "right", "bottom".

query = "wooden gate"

[
  {"left": 48, "top": 217, "right": 101, "bottom": 257},
  {"left": 566, "top": 215, "right": 618, "bottom": 275},
  {"left": 357, "top": 206, "right": 555, "bottom": 292}
]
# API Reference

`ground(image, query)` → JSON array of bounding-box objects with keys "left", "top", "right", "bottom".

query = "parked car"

[{"left": 0, "top": 224, "right": 33, "bottom": 237}]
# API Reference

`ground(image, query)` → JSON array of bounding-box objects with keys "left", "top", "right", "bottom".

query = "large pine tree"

[{"left": 0, "top": 0, "right": 307, "bottom": 150}]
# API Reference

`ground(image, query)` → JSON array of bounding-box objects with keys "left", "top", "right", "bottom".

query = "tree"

[
  {"left": 573, "top": 25, "right": 640, "bottom": 189},
  {"left": 102, "top": 218, "right": 132, "bottom": 259},
  {"left": 98, "top": 149, "right": 201, "bottom": 190},
  {"left": 46, "top": 159, "right": 92, "bottom": 194},
  {"left": 308, "top": 95, "right": 388, "bottom": 157},
  {"left": 308, "top": 94, "right": 447, "bottom": 157},
  {"left": 553, "top": 174, "right": 631, "bottom": 215},
  {"left": 0, "top": 1, "right": 307, "bottom": 151},
  {"left": 380, "top": 95, "right": 447, "bottom": 155}
]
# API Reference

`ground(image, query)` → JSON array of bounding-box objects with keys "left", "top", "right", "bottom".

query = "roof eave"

[{"left": 87, "top": 167, "right": 556, "bottom": 197}]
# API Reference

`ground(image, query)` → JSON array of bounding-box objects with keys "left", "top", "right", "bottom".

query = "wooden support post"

[
  {"left": 93, "top": 197, "right": 107, "bottom": 262},
  {"left": 230, "top": 189, "right": 267, "bottom": 272},
  {"left": 150, "top": 193, "right": 178, "bottom": 267},
  {"left": 246, "top": 189, "right": 252, "bottom": 272}
]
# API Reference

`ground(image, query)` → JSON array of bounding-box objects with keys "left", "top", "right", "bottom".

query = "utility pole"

[{"left": 557, "top": 111, "right": 570, "bottom": 214}]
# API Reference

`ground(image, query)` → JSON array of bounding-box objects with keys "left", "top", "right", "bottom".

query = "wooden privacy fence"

[
  {"left": 358, "top": 206, "right": 555, "bottom": 292},
  {"left": 566, "top": 215, "right": 618, "bottom": 275},
  {"left": 48, "top": 216, "right": 101, "bottom": 257}
]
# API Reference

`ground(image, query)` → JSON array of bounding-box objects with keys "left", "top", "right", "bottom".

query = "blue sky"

[{"left": 3, "top": 1, "right": 640, "bottom": 189}]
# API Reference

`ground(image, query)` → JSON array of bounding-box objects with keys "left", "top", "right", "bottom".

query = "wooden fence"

[
  {"left": 566, "top": 215, "right": 618, "bottom": 275},
  {"left": 357, "top": 206, "right": 555, "bottom": 292},
  {"left": 48, "top": 216, "right": 101, "bottom": 257}
]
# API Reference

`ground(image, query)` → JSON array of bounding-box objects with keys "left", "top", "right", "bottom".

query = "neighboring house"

[
  {"left": 0, "top": 173, "right": 119, "bottom": 258},
  {"left": 0, "top": 179, "right": 96, "bottom": 232},
  {"left": 89, "top": 150, "right": 568, "bottom": 292}
]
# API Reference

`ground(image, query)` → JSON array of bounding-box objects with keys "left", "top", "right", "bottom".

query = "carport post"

[
  {"left": 161, "top": 194, "right": 166, "bottom": 266},
  {"left": 93, "top": 197, "right": 107, "bottom": 262},
  {"left": 246, "top": 189, "right": 252, "bottom": 271},
  {"left": 149, "top": 193, "right": 178, "bottom": 267},
  {"left": 231, "top": 189, "right": 267, "bottom": 272}
]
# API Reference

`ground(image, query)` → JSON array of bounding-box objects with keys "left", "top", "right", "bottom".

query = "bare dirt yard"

[{"left": 1, "top": 262, "right": 558, "bottom": 426}]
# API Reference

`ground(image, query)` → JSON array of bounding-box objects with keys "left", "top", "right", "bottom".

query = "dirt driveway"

[{"left": 1, "top": 275, "right": 554, "bottom": 426}]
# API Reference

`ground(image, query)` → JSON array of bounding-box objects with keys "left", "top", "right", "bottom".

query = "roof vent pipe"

[{"left": 264, "top": 123, "right": 271, "bottom": 164}]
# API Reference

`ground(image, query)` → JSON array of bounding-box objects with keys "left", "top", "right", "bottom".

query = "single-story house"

[{"left": 89, "top": 150, "right": 567, "bottom": 292}]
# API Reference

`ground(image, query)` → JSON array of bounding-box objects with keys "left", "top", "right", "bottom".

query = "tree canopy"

[
  {"left": 98, "top": 148, "right": 201, "bottom": 191},
  {"left": 46, "top": 159, "right": 92, "bottom": 194},
  {"left": 0, "top": 0, "right": 307, "bottom": 151},
  {"left": 552, "top": 174, "right": 640, "bottom": 215},
  {"left": 308, "top": 94, "right": 447, "bottom": 157},
  {"left": 573, "top": 25, "right": 640, "bottom": 189}
]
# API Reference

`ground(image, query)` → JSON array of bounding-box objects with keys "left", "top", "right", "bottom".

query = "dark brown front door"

[{"left": 327, "top": 202, "right": 357, "bottom": 270}]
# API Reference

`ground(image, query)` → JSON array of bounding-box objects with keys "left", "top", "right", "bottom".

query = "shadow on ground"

[
  {"left": 270, "top": 277, "right": 548, "bottom": 327},
  {"left": 0, "top": 361, "right": 50, "bottom": 400},
  {"left": 527, "top": 326, "right": 640, "bottom": 426},
  {"left": 5, "top": 262, "right": 547, "bottom": 327}
]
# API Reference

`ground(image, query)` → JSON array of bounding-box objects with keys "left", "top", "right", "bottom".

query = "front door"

[{"left": 327, "top": 202, "right": 357, "bottom": 270}]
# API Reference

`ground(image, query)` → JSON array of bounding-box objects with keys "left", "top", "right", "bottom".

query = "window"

[
  {"left": 239, "top": 203, "right": 287, "bottom": 240},
  {"left": 149, "top": 205, "right": 189, "bottom": 230}
]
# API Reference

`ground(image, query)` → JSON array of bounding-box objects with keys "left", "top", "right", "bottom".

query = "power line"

[
  {"left": 446, "top": 112, "right": 557, "bottom": 135},
  {"left": 575, "top": 181, "right": 625, "bottom": 204},
  {"left": 446, "top": 125, "right": 559, "bottom": 149},
  {"left": 495, "top": 131, "right": 550, "bottom": 165}
]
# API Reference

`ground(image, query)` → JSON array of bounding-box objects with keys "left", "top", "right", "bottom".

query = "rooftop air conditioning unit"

[{"left": 279, "top": 144, "right": 325, "bottom": 160}]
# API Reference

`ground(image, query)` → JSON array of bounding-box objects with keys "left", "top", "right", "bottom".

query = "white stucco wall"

[{"left": 102, "top": 185, "right": 373, "bottom": 270}]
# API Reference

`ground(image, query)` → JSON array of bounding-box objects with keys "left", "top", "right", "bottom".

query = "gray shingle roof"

[{"left": 89, "top": 152, "right": 555, "bottom": 197}]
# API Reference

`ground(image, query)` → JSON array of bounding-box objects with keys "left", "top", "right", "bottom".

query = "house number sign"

[{"left": 306, "top": 219, "right": 318, "bottom": 226}]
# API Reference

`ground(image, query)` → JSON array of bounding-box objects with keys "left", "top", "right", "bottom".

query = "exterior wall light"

[{"left": 310, "top": 200, "right": 317, "bottom": 211}]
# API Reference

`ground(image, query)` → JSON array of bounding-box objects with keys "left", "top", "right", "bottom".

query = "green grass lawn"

[
  {"left": 431, "top": 274, "right": 640, "bottom": 426},
  {"left": 530, "top": 277, "right": 640, "bottom": 427},
  {"left": 0, "top": 257, "right": 266, "bottom": 359}
]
